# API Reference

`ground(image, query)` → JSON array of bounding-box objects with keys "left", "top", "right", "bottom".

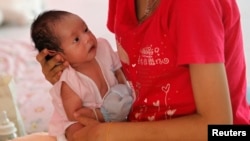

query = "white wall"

[
  {"left": 238, "top": 0, "right": 250, "bottom": 83},
  {"left": 44, "top": 0, "right": 115, "bottom": 49}
]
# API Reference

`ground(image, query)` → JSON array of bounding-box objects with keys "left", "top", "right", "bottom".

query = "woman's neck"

[{"left": 135, "top": 0, "right": 160, "bottom": 23}]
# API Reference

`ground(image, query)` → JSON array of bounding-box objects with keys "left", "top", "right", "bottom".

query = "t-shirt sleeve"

[
  {"left": 168, "top": 0, "right": 225, "bottom": 65},
  {"left": 107, "top": 0, "right": 118, "bottom": 33}
]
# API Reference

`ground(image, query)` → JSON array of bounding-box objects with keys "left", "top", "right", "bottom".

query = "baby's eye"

[{"left": 73, "top": 37, "right": 79, "bottom": 43}]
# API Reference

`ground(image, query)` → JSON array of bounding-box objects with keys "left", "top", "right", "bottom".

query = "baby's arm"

[
  {"left": 60, "top": 82, "right": 84, "bottom": 141},
  {"left": 114, "top": 68, "right": 127, "bottom": 84}
]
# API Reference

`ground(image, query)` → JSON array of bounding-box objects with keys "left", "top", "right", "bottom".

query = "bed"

[{"left": 0, "top": 27, "right": 53, "bottom": 134}]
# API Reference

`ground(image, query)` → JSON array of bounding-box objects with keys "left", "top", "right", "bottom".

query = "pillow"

[{"left": 0, "top": 0, "right": 45, "bottom": 26}]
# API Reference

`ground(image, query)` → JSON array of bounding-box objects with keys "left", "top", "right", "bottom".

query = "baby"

[{"left": 31, "top": 10, "right": 133, "bottom": 141}]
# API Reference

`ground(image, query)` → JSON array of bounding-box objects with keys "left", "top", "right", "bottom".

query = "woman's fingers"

[
  {"left": 43, "top": 55, "right": 63, "bottom": 84},
  {"left": 36, "top": 48, "right": 69, "bottom": 84},
  {"left": 36, "top": 48, "right": 49, "bottom": 67}
]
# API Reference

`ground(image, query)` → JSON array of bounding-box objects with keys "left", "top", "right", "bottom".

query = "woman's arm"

[{"left": 73, "top": 63, "right": 233, "bottom": 141}]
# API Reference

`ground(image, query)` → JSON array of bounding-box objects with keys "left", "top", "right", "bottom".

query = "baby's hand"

[{"left": 74, "top": 107, "right": 104, "bottom": 122}]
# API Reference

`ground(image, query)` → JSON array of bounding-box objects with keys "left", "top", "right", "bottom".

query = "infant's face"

[{"left": 55, "top": 14, "right": 98, "bottom": 66}]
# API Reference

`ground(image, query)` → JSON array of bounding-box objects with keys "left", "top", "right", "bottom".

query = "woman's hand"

[
  {"left": 36, "top": 48, "right": 69, "bottom": 84},
  {"left": 73, "top": 110, "right": 106, "bottom": 141}
]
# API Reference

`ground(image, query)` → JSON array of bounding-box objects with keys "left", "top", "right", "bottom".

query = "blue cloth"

[{"left": 101, "top": 84, "right": 133, "bottom": 122}]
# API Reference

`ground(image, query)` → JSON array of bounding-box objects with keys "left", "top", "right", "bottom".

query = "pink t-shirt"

[
  {"left": 49, "top": 38, "right": 122, "bottom": 137},
  {"left": 107, "top": 0, "right": 250, "bottom": 123}
]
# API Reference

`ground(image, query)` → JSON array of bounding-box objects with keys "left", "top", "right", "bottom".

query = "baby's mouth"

[{"left": 88, "top": 44, "right": 96, "bottom": 52}]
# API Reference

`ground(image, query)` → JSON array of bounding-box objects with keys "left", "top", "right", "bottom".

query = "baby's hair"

[{"left": 31, "top": 10, "right": 72, "bottom": 54}]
